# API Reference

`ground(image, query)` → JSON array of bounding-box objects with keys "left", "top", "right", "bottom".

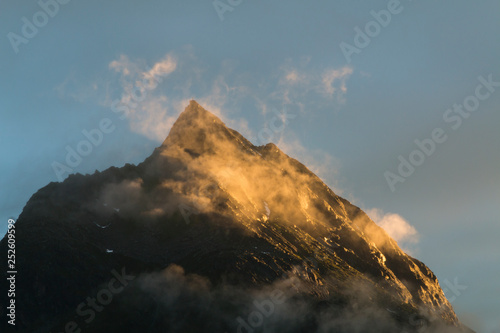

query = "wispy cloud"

[
  {"left": 276, "top": 59, "right": 353, "bottom": 107},
  {"left": 105, "top": 50, "right": 255, "bottom": 142},
  {"left": 51, "top": 48, "right": 355, "bottom": 176},
  {"left": 276, "top": 134, "right": 343, "bottom": 195},
  {"left": 366, "top": 208, "right": 420, "bottom": 250},
  {"left": 54, "top": 70, "right": 101, "bottom": 102},
  {"left": 321, "top": 66, "right": 353, "bottom": 102},
  {"left": 107, "top": 53, "right": 179, "bottom": 141}
]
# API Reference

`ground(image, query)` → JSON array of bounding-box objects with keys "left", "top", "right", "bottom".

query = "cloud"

[
  {"left": 195, "top": 74, "right": 254, "bottom": 138},
  {"left": 79, "top": 263, "right": 464, "bottom": 333},
  {"left": 276, "top": 59, "right": 353, "bottom": 106},
  {"left": 366, "top": 208, "right": 419, "bottom": 245},
  {"left": 107, "top": 53, "right": 180, "bottom": 141},
  {"left": 55, "top": 46, "right": 354, "bottom": 150},
  {"left": 106, "top": 50, "right": 257, "bottom": 143},
  {"left": 145, "top": 54, "right": 177, "bottom": 78},
  {"left": 283, "top": 69, "right": 307, "bottom": 85},
  {"left": 275, "top": 134, "right": 343, "bottom": 196},
  {"left": 54, "top": 70, "right": 102, "bottom": 102},
  {"left": 109, "top": 54, "right": 136, "bottom": 76},
  {"left": 321, "top": 66, "right": 353, "bottom": 101},
  {"left": 102, "top": 48, "right": 354, "bottom": 168},
  {"left": 108, "top": 53, "right": 177, "bottom": 79}
]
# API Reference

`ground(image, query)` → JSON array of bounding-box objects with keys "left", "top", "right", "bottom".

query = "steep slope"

[{"left": 0, "top": 101, "right": 473, "bottom": 332}]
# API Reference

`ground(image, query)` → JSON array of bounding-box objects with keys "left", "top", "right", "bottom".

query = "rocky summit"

[{"left": 0, "top": 101, "right": 474, "bottom": 332}]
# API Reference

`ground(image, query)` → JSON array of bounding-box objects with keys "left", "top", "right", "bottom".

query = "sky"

[{"left": 1, "top": 0, "right": 499, "bottom": 331}]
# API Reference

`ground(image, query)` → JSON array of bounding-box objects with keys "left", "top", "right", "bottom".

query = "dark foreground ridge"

[{"left": 0, "top": 101, "right": 474, "bottom": 332}]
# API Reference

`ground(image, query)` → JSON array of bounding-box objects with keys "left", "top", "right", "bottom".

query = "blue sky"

[{"left": 1, "top": 0, "right": 499, "bottom": 331}]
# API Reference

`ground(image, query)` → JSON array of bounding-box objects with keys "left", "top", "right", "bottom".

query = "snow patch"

[
  {"left": 93, "top": 221, "right": 111, "bottom": 229},
  {"left": 263, "top": 201, "right": 270, "bottom": 217}
]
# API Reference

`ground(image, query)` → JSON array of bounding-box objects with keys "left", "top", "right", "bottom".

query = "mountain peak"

[
  {"left": 161, "top": 100, "right": 226, "bottom": 149},
  {"left": 179, "top": 99, "right": 223, "bottom": 124},
  {"left": 182, "top": 99, "right": 216, "bottom": 119},
  {"left": 188, "top": 99, "right": 201, "bottom": 107}
]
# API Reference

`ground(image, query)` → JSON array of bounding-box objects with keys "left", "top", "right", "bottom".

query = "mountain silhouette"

[{"left": 0, "top": 101, "right": 474, "bottom": 332}]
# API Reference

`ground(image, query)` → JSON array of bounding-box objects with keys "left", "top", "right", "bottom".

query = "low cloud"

[
  {"left": 366, "top": 208, "right": 420, "bottom": 246},
  {"left": 80, "top": 263, "right": 464, "bottom": 333}
]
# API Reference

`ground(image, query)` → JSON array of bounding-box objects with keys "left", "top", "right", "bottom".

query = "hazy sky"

[{"left": 1, "top": 1, "right": 499, "bottom": 331}]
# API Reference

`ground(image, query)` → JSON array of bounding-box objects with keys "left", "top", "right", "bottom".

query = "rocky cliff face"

[{"left": 0, "top": 101, "right": 473, "bottom": 332}]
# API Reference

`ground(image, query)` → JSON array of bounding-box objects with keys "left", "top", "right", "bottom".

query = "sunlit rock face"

[{"left": 0, "top": 101, "right": 473, "bottom": 332}]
